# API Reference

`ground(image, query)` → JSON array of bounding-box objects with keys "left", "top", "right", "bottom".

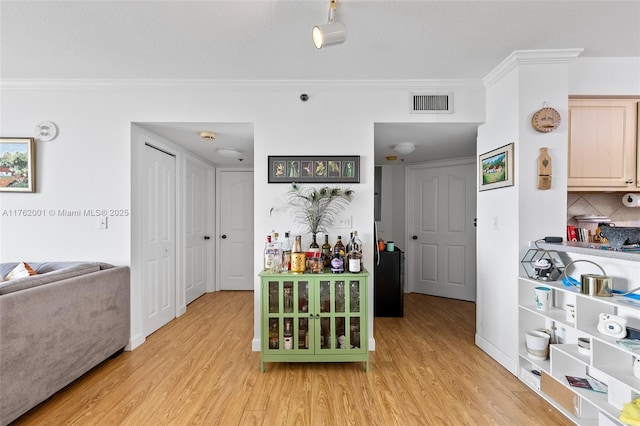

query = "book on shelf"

[{"left": 565, "top": 375, "right": 607, "bottom": 393}]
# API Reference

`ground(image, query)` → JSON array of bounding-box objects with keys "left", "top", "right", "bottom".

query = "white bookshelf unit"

[{"left": 519, "top": 275, "right": 640, "bottom": 425}]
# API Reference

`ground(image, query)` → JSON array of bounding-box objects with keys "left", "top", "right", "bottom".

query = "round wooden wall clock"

[{"left": 531, "top": 107, "right": 561, "bottom": 133}]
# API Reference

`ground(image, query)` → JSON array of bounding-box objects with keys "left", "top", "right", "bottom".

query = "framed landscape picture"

[
  {"left": 268, "top": 155, "right": 360, "bottom": 183},
  {"left": 479, "top": 143, "right": 514, "bottom": 191},
  {"left": 0, "top": 138, "right": 36, "bottom": 193}
]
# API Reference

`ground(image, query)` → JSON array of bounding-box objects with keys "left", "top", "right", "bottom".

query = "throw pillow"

[{"left": 3, "top": 262, "right": 37, "bottom": 281}]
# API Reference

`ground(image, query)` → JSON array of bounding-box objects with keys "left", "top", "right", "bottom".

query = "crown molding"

[
  {"left": 0, "top": 78, "right": 485, "bottom": 92},
  {"left": 483, "top": 48, "right": 584, "bottom": 89}
]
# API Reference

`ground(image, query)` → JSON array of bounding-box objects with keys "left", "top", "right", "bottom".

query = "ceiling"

[{"left": 2, "top": 1, "right": 638, "bottom": 165}]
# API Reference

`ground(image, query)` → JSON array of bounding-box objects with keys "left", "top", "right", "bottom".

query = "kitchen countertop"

[{"left": 534, "top": 241, "right": 640, "bottom": 262}]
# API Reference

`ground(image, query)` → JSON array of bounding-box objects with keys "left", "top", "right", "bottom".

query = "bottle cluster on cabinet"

[
  {"left": 264, "top": 230, "right": 364, "bottom": 275},
  {"left": 518, "top": 277, "right": 640, "bottom": 425},
  {"left": 259, "top": 271, "right": 369, "bottom": 372}
]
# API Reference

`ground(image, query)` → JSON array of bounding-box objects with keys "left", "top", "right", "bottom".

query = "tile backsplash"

[{"left": 567, "top": 193, "right": 640, "bottom": 227}]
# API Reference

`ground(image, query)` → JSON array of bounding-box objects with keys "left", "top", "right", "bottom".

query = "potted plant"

[{"left": 284, "top": 183, "right": 354, "bottom": 247}]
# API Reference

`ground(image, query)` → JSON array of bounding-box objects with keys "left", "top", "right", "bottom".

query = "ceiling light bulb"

[
  {"left": 393, "top": 142, "right": 416, "bottom": 155},
  {"left": 312, "top": 22, "right": 347, "bottom": 49},
  {"left": 216, "top": 148, "right": 242, "bottom": 159}
]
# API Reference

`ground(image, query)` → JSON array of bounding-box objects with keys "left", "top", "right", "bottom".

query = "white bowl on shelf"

[{"left": 525, "top": 330, "right": 550, "bottom": 360}]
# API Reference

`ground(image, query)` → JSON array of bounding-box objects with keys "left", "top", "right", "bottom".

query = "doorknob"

[
  {"left": 221, "top": 234, "right": 227, "bottom": 239},
  {"left": 204, "top": 235, "right": 210, "bottom": 240},
  {"left": 412, "top": 235, "right": 418, "bottom": 240}
]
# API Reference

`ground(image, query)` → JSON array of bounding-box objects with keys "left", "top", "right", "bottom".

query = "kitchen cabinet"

[
  {"left": 518, "top": 271, "right": 640, "bottom": 424},
  {"left": 568, "top": 98, "right": 639, "bottom": 191},
  {"left": 259, "top": 270, "right": 369, "bottom": 372}
]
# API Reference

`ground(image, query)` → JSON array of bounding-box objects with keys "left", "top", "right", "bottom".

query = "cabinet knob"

[
  {"left": 626, "top": 179, "right": 634, "bottom": 184},
  {"left": 412, "top": 235, "right": 418, "bottom": 240},
  {"left": 221, "top": 234, "right": 227, "bottom": 239},
  {"left": 204, "top": 235, "right": 210, "bottom": 240}
]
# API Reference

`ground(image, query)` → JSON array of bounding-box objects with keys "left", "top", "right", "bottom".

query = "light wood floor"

[{"left": 15, "top": 292, "right": 571, "bottom": 425}]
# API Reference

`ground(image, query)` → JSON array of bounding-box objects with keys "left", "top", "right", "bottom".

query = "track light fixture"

[{"left": 312, "top": 0, "right": 347, "bottom": 49}]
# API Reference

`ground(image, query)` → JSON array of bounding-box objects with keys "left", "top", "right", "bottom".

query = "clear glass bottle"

[
  {"left": 263, "top": 235, "right": 275, "bottom": 273},
  {"left": 331, "top": 236, "right": 345, "bottom": 274},
  {"left": 348, "top": 230, "right": 363, "bottom": 273},
  {"left": 283, "top": 319, "right": 293, "bottom": 350},
  {"left": 321, "top": 234, "right": 332, "bottom": 269},
  {"left": 271, "top": 231, "right": 282, "bottom": 273},
  {"left": 281, "top": 231, "right": 292, "bottom": 272}
]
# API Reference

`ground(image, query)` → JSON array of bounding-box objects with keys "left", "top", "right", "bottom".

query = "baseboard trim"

[
  {"left": 127, "top": 332, "right": 145, "bottom": 351},
  {"left": 475, "top": 333, "right": 518, "bottom": 376}
]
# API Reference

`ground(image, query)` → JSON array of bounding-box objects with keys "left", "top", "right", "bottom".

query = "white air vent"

[{"left": 410, "top": 92, "right": 453, "bottom": 113}]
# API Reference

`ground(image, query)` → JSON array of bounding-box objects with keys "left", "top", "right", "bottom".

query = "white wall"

[
  {"left": 569, "top": 57, "right": 640, "bottom": 95},
  {"left": 476, "top": 50, "right": 579, "bottom": 373},
  {"left": 0, "top": 80, "right": 485, "bottom": 351},
  {"left": 375, "top": 164, "right": 406, "bottom": 251}
]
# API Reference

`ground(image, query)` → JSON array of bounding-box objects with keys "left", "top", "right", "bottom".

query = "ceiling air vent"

[{"left": 410, "top": 92, "right": 453, "bottom": 114}]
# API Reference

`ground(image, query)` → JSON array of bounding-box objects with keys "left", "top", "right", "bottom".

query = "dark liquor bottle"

[
  {"left": 321, "top": 234, "right": 332, "bottom": 268},
  {"left": 331, "top": 236, "right": 345, "bottom": 274},
  {"left": 310, "top": 233, "right": 319, "bottom": 249}
]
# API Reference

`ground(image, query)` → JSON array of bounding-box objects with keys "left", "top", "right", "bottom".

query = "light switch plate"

[{"left": 336, "top": 215, "right": 352, "bottom": 229}]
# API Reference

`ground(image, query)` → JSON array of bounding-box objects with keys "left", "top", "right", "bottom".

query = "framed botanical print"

[{"left": 268, "top": 156, "right": 360, "bottom": 183}]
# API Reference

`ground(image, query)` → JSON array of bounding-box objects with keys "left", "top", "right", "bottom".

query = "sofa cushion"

[
  {"left": 0, "top": 263, "right": 103, "bottom": 295},
  {"left": 3, "top": 262, "right": 38, "bottom": 281}
]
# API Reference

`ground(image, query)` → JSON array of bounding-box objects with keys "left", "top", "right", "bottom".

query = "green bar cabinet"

[{"left": 259, "top": 269, "right": 369, "bottom": 372}]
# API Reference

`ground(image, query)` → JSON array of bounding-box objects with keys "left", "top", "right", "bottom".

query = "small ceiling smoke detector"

[{"left": 200, "top": 131, "right": 217, "bottom": 141}]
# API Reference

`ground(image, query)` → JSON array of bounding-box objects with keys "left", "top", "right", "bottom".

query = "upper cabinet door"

[{"left": 568, "top": 98, "right": 638, "bottom": 191}]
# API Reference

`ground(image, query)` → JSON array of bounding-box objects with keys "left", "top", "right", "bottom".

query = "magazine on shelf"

[{"left": 565, "top": 375, "right": 608, "bottom": 393}]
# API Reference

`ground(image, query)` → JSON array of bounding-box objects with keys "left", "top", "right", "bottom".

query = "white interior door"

[
  {"left": 143, "top": 143, "right": 176, "bottom": 336},
  {"left": 218, "top": 170, "right": 253, "bottom": 291},
  {"left": 407, "top": 160, "right": 476, "bottom": 301},
  {"left": 185, "top": 158, "right": 210, "bottom": 304}
]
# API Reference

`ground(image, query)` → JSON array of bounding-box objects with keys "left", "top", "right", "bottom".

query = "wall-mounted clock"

[{"left": 531, "top": 107, "right": 561, "bottom": 133}]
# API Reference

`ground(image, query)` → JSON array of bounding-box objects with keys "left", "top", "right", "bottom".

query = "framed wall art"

[
  {"left": 0, "top": 138, "right": 36, "bottom": 193},
  {"left": 479, "top": 143, "right": 514, "bottom": 191},
  {"left": 268, "top": 156, "right": 360, "bottom": 183}
]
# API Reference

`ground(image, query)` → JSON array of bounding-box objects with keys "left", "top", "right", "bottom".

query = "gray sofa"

[{"left": 0, "top": 261, "right": 130, "bottom": 425}]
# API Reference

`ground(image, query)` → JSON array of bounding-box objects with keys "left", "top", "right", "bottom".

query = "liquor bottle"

[
  {"left": 310, "top": 233, "right": 320, "bottom": 249},
  {"left": 264, "top": 235, "right": 275, "bottom": 273},
  {"left": 283, "top": 320, "right": 293, "bottom": 350},
  {"left": 331, "top": 236, "right": 345, "bottom": 274},
  {"left": 290, "top": 235, "right": 306, "bottom": 274},
  {"left": 345, "top": 232, "right": 354, "bottom": 254},
  {"left": 321, "top": 234, "right": 332, "bottom": 269},
  {"left": 347, "top": 231, "right": 363, "bottom": 273},
  {"left": 271, "top": 231, "right": 282, "bottom": 273},
  {"left": 281, "top": 231, "right": 292, "bottom": 272},
  {"left": 269, "top": 320, "right": 279, "bottom": 349}
]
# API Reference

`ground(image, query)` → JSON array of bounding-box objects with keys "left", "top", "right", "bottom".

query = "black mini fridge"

[{"left": 374, "top": 246, "right": 404, "bottom": 317}]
